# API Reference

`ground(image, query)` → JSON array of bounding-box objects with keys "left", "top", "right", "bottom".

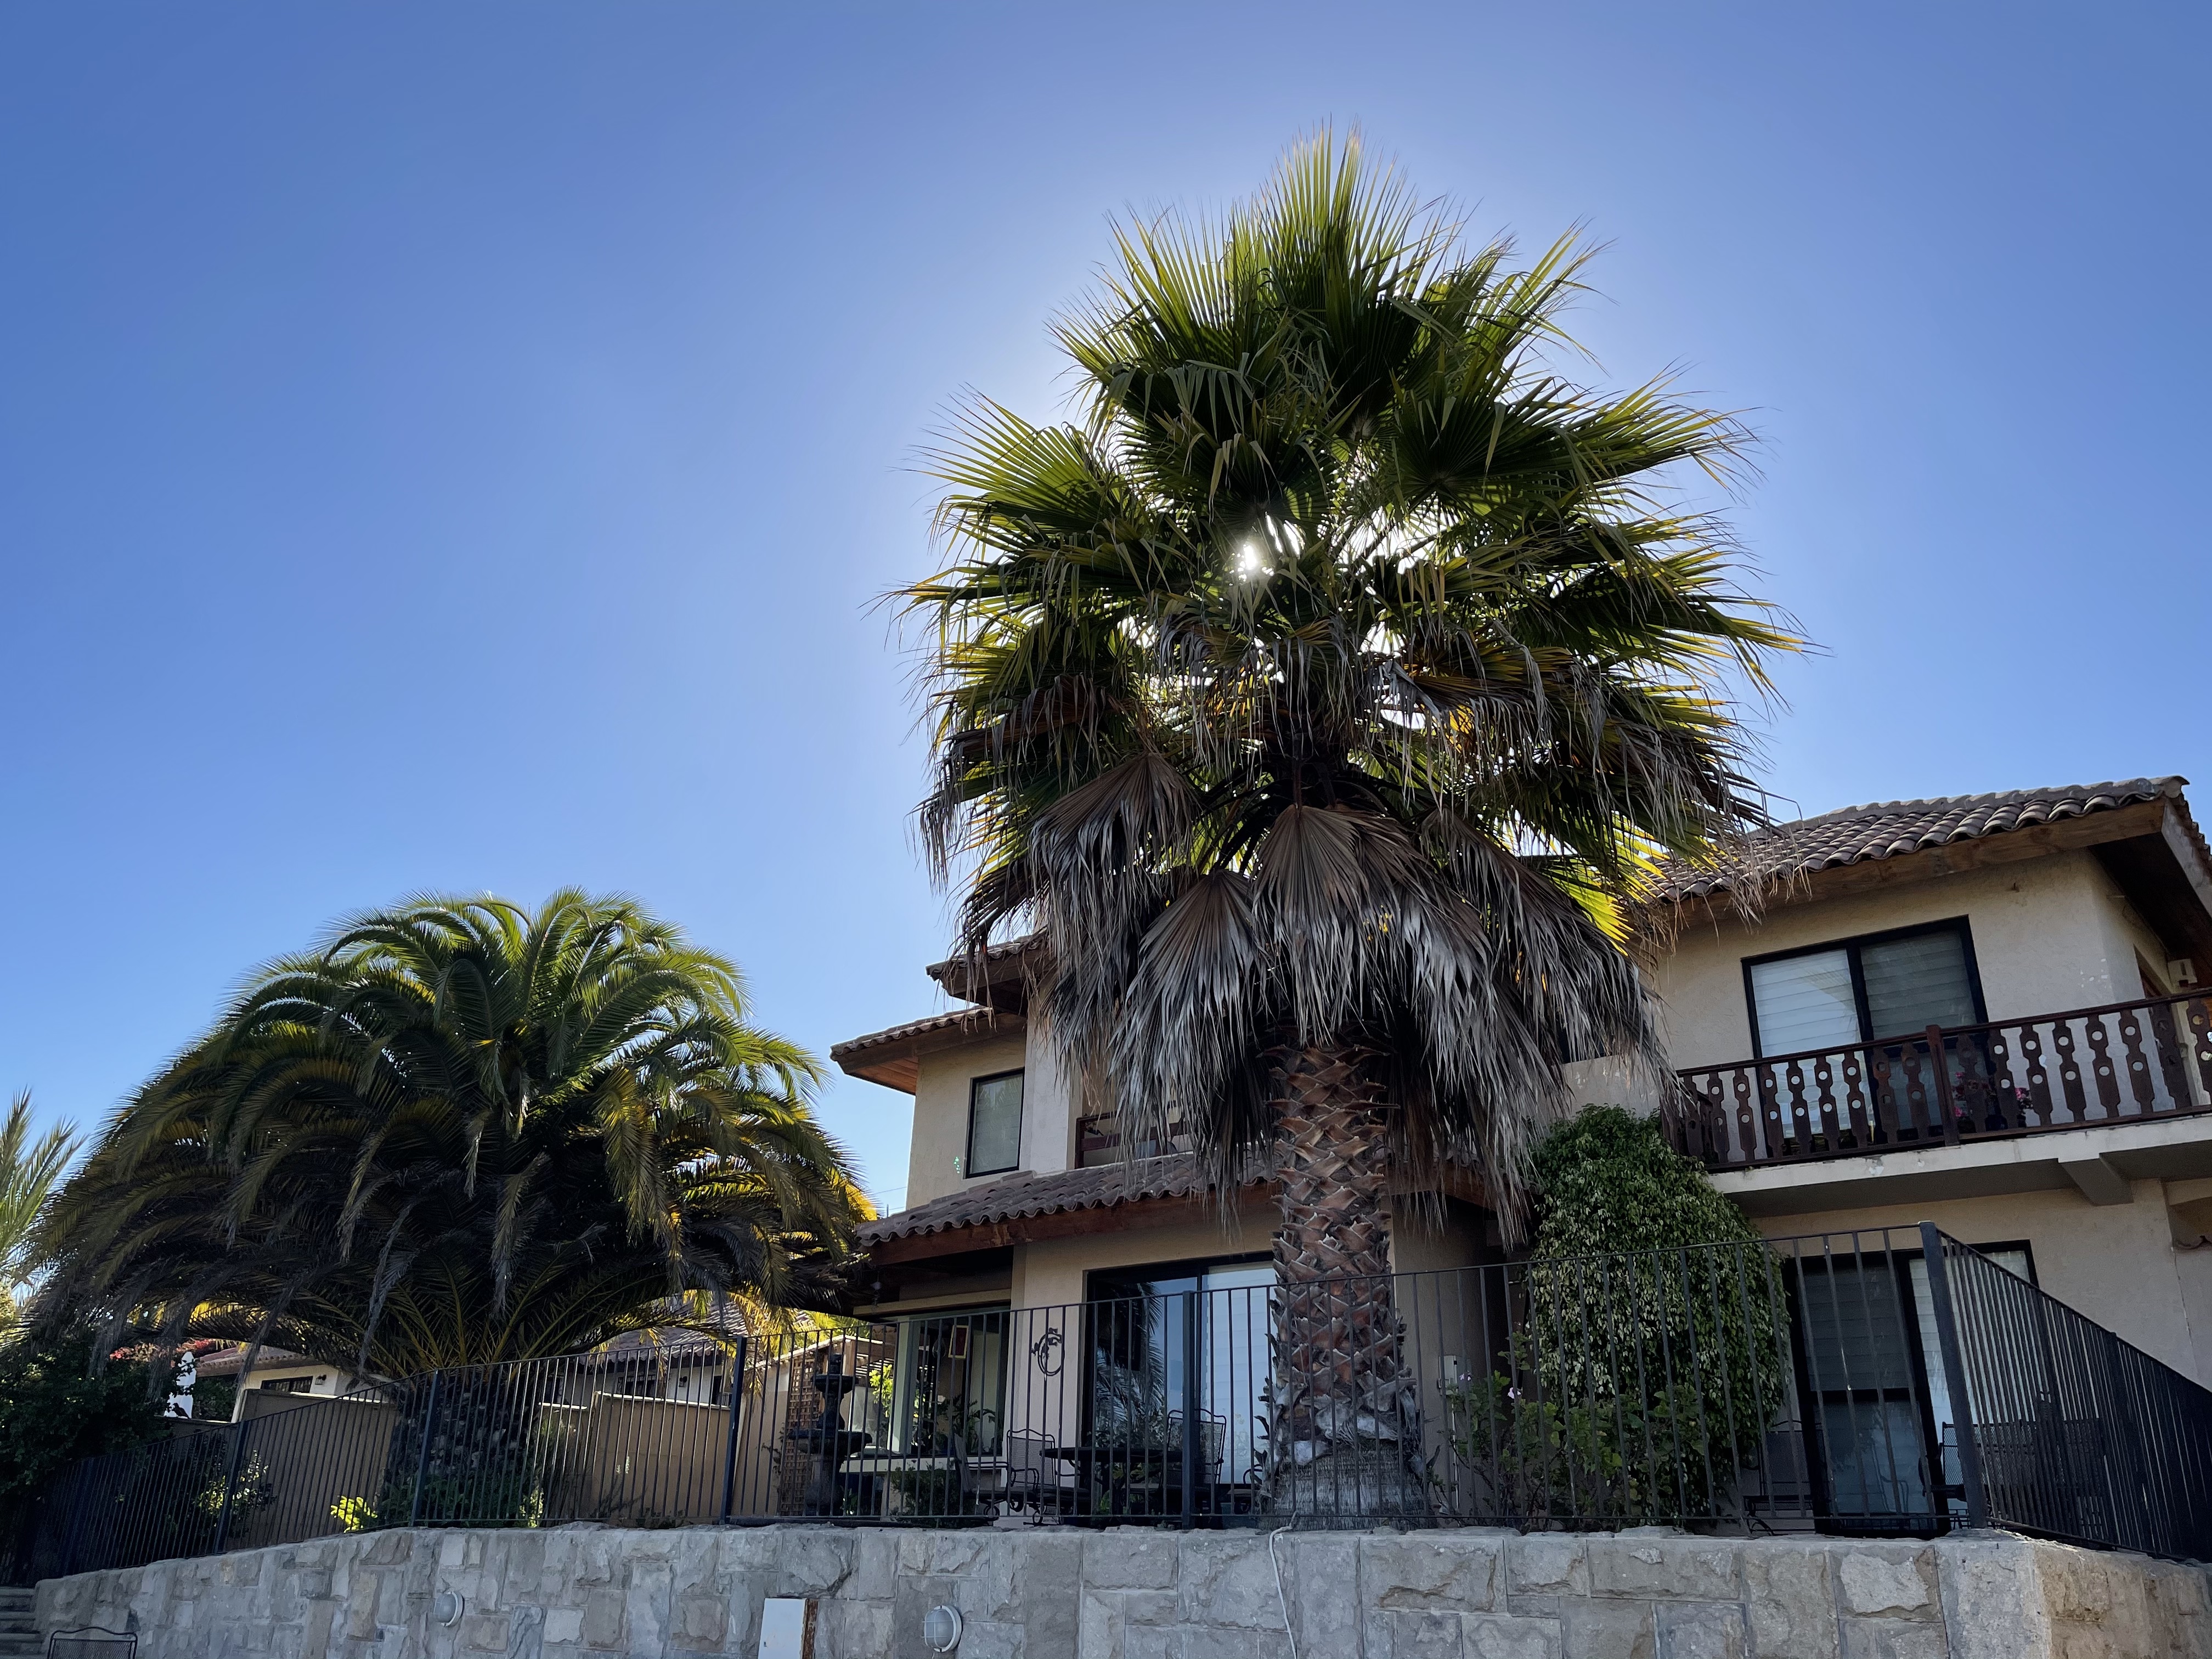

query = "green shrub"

[
  {"left": 0, "top": 1330, "right": 182, "bottom": 1509},
  {"left": 1444, "top": 1106, "right": 1789, "bottom": 1527}
]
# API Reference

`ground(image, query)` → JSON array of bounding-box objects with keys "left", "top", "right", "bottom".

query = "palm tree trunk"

[{"left": 1265, "top": 1035, "right": 1423, "bottom": 1520}]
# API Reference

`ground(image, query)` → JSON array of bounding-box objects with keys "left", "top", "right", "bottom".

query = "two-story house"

[{"left": 832, "top": 776, "right": 2212, "bottom": 1496}]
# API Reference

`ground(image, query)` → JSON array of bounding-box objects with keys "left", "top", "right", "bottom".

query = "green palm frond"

[
  {"left": 32, "top": 894, "right": 867, "bottom": 1376},
  {"left": 902, "top": 129, "right": 1803, "bottom": 1215}
]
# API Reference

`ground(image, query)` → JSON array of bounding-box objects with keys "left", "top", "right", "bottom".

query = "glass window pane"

[
  {"left": 1750, "top": 949, "right": 1859, "bottom": 1054},
  {"left": 1862, "top": 932, "right": 1977, "bottom": 1039},
  {"left": 967, "top": 1072, "right": 1023, "bottom": 1175}
]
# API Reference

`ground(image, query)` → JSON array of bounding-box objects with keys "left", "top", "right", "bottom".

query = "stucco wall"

[
  {"left": 1754, "top": 1178, "right": 2212, "bottom": 1385},
  {"left": 905, "top": 1035, "right": 1030, "bottom": 1210},
  {"left": 38, "top": 1522, "right": 2212, "bottom": 1659},
  {"left": 1655, "top": 851, "right": 2162, "bottom": 1072}
]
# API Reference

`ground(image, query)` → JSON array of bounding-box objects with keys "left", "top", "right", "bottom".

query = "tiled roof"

[
  {"left": 859, "top": 1160, "right": 1251, "bottom": 1245},
  {"left": 190, "top": 1344, "right": 300, "bottom": 1379},
  {"left": 828, "top": 1006, "right": 1012, "bottom": 1061},
  {"left": 1656, "top": 778, "right": 2189, "bottom": 903}
]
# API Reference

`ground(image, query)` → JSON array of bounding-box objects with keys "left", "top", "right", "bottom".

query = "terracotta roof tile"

[
  {"left": 859, "top": 1159, "right": 1245, "bottom": 1244},
  {"left": 1657, "top": 777, "right": 2188, "bottom": 903},
  {"left": 828, "top": 1007, "right": 1014, "bottom": 1061}
]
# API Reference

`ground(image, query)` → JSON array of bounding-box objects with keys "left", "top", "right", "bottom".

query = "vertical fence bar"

[
  {"left": 209, "top": 1417, "right": 249, "bottom": 1555},
  {"left": 409, "top": 1370, "right": 442, "bottom": 1528},
  {"left": 1917, "top": 1223, "right": 1987, "bottom": 1527},
  {"left": 718, "top": 1335, "right": 748, "bottom": 1523}
]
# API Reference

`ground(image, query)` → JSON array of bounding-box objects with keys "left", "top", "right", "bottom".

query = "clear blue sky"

[{"left": 3, "top": 3, "right": 2205, "bottom": 1210}]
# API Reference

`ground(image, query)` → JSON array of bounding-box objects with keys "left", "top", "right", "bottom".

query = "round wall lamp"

[
  {"left": 922, "top": 1604, "right": 963, "bottom": 1653},
  {"left": 431, "top": 1591, "right": 464, "bottom": 1628}
]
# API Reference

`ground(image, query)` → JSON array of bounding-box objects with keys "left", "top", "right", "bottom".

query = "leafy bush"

[
  {"left": 0, "top": 1330, "right": 182, "bottom": 1509},
  {"left": 1444, "top": 1107, "right": 1788, "bottom": 1527}
]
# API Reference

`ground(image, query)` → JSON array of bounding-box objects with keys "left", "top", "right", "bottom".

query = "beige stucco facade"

[
  {"left": 845, "top": 784, "right": 2212, "bottom": 1395},
  {"left": 1652, "top": 848, "right": 2171, "bottom": 1071}
]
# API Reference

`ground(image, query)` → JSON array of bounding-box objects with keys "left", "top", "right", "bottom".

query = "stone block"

[
  {"left": 1936, "top": 1535, "right": 2047, "bottom": 1659},
  {"left": 581, "top": 1588, "right": 624, "bottom": 1650},
  {"left": 1019, "top": 1532, "right": 1084, "bottom": 1653},
  {"left": 1379, "top": 1609, "right": 1464, "bottom": 1658},
  {"left": 673, "top": 1592, "right": 726, "bottom": 1649},
  {"left": 1366, "top": 1535, "right": 1499, "bottom": 1612},
  {"left": 814, "top": 1598, "right": 895, "bottom": 1656},
  {"left": 1120, "top": 1592, "right": 1178, "bottom": 1627},
  {"left": 850, "top": 1529, "right": 901, "bottom": 1601},
  {"left": 1562, "top": 1598, "right": 1655, "bottom": 1659},
  {"left": 1837, "top": 1548, "right": 1937, "bottom": 1620},
  {"left": 1742, "top": 1545, "right": 1836, "bottom": 1659},
  {"left": 541, "top": 1609, "right": 583, "bottom": 1645},
  {"left": 1838, "top": 1618, "right": 1946, "bottom": 1659},
  {"left": 1462, "top": 1612, "right": 1563, "bottom": 1659},
  {"left": 1655, "top": 1602, "right": 1743, "bottom": 1659},
  {"left": 764, "top": 1528, "right": 855, "bottom": 1599},
  {"left": 460, "top": 1612, "right": 511, "bottom": 1652},
  {"left": 956, "top": 1618, "right": 1024, "bottom": 1659},
  {"left": 1124, "top": 1628, "right": 1182, "bottom": 1659},
  {"left": 1086, "top": 1531, "right": 1180, "bottom": 1590},
  {"left": 1509, "top": 1538, "right": 1589, "bottom": 1596},
  {"left": 1077, "top": 1587, "right": 1124, "bottom": 1659},
  {"left": 1282, "top": 1538, "right": 1361, "bottom": 1656},
  {"left": 1175, "top": 1538, "right": 1282, "bottom": 1629},
  {"left": 1587, "top": 1537, "right": 1739, "bottom": 1604},
  {"left": 1181, "top": 1629, "right": 1262, "bottom": 1659}
]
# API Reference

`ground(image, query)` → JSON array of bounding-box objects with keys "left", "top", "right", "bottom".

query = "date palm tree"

[
  {"left": 0, "top": 1093, "right": 78, "bottom": 1336},
  {"left": 33, "top": 892, "right": 867, "bottom": 1377},
  {"left": 905, "top": 133, "right": 1797, "bottom": 1506}
]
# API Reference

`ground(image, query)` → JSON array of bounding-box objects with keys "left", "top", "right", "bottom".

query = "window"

[
  {"left": 1745, "top": 921, "right": 1984, "bottom": 1056},
  {"left": 1086, "top": 1257, "right": 1274, "bottom": 1487},
  {"left": 965, "top": 1070, "right": 1024, "bottom": 1177}
]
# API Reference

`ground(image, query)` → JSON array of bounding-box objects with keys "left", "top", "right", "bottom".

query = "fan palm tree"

[
  {"left": 33, "top": 892, "right": 867, "bottom": 1377},
  {"left": 905, "top": 133, "right": 1798, "bottom": 1503},
  {"left": 0, "top": 1093, "right": 78, "bottom": 1335}
]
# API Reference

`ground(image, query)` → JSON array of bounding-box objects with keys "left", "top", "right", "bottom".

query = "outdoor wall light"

[
  {"left": 431, "top": 1590, "right": 464, "bottom": 1628},
  {"left": 921, "top": 1604, "right": 963, "bottom": 1652}
]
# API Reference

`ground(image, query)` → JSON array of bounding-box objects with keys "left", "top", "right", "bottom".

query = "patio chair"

[
  {"left": 1002, "top": 1429, "right": 1075, "bottom": 1520},
  {"left": 46, "top": 1630, "right": 137, "bottom": 1659}
]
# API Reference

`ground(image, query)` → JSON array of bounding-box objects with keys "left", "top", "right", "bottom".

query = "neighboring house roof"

[
  {"left": 1656, "top": 777, "right": 2197, "bottom": 903},
  {"left": 191, "top": 1345, "right": 308, "bottom": 1380},
  {"left": 858, "top": 1160, "right": 1234, "bottom": 1245}
]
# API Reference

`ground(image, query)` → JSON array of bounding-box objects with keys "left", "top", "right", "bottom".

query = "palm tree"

[
  {"left": 0, "top": 1093, "right": 78, "bottom": 1335},
  {"left": 33, "top": 892, "right": 867, "bottom": 1377},
  {"left": 904, "top": 133, "right": 1798, "bottom": 1504}
]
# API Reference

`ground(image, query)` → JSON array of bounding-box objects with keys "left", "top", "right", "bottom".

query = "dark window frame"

[
  {"left": 1742, "top": 917, "right": 1988, "bottom": 1058},
  {"left": 964, "top": 1068, "right": 1025, "bottom": 1178}
]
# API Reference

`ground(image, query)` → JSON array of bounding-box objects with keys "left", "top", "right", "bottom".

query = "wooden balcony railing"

[
  {"left": 1663, "top": 989, "right": 2212, "bottom": 1172},
  {"left": 1076, "top": 1112, "right": 1192, "bottom": 1167}
]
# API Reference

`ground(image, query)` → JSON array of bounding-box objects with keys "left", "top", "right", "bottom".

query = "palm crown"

[
  {"left": 910, "top": 135, "right": 1797, "bottom": 1218},
  {"left": 35, "top": 891, "right": 866, "bottom": 1375}
]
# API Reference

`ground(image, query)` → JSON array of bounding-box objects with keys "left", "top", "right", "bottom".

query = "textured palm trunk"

[{"left": 1266, "top": 1035, "right": 1425, "bottom": 1521}]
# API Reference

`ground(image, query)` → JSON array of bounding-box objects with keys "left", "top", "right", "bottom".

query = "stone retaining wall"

[{"left": 35, "top": 1524, "right": 2212, "bottom": 1659}]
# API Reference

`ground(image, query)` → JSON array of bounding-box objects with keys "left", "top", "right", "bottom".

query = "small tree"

[{"left": 1448, "top": 1107, "right": 1788, "bottom": 1526}]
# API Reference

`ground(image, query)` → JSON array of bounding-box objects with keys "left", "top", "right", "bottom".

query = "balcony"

[
  {"left": 1075, "top": 1111, "right": 1191, "bottom": 1166},
  {"left": 1663, "top": 988, "right": 2212, "bottom": 1172}
]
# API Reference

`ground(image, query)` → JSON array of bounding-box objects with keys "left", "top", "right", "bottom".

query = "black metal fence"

[{"left": 15, "top": 1224, "right": 2211, "bottom": 1581}]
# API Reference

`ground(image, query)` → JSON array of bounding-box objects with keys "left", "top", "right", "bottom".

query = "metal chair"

[{"left": 1002, "top": 1429, "right": 1075, "bottom": 1520}]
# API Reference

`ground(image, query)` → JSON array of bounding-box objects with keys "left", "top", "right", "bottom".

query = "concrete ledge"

[{"left": 36, "top": 1523, "right": 2212, "bottom": 1659}]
